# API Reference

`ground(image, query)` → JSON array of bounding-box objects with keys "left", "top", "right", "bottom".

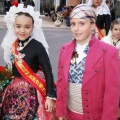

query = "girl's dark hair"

[
  {"left": 111, "top": 18, "right": 120, "bottom": 30},
  {"left": 16, "top": 12, "right": 34, "bottom": 24}
]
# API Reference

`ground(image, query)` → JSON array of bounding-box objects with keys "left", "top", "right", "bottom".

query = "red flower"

[{"left": 0, "top": 66, "right": 12, "bottom": 80}]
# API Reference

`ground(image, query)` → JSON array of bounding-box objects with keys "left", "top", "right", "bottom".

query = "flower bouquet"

[
  {"left": 0, "top": 66, "right": 12, "bottom": 116},
  {"left": 0, "top": 65, "right": 12, "bottom": 98}
]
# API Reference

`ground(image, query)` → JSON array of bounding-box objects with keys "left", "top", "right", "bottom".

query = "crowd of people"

[
  {"left": 0, "top": 0, "right": 120, "bottom": 120},
  {"left": 43, "top": 0, "right": 120, "bottom": 29}
]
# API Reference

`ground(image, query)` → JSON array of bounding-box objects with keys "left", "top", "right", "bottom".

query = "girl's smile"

[
  {"left": 70, "top": 18, "right": 95, "bottom": 45},
  {"left": 14, "top": 15, "right": 33, "bottom": 41}
]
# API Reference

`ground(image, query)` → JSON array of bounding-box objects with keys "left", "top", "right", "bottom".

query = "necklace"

[
  {"left": 113, "top": 39, "right": 120, "bottom": 46},
  {"left": 18, "top": 41, "right": 24, "bottom": 51},
  {"left": 17, "top": 37, "right": 31, "bottom": 51},
  {"left": 111, "top": 37, "right": 120, "bottom": 46},
  {"left": 70, "top": 50, "right": 79, "bottom": 65}
]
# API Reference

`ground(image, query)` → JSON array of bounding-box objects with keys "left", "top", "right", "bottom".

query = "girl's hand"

[
  {"left": 45, "top": 98, "right": 55, "bottom": 112},
  {"left": 58, "top": 117, "right": 67, "bottom": 120}
]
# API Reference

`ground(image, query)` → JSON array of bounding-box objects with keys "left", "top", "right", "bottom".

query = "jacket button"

[
  {"left": 102, "top": 49, "right": 106, "bottom": 52},
  {"left": 61, "top": 66, "right": 64, "bottom": 68},
  {"left": 95, "top": 69, "right": 99, "bottom": 73},
  {"left": 85, "top": 92, "right": 88, "bottom": 94}
]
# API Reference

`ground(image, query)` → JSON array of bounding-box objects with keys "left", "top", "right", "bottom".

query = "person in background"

[
  {"left": 112, "top": 0, "right": 120, "bottom": 19},
  {"left": 106, "top": 0, "right": 115, "bottom": 21},
  {"left": 62, "top": 4, "right": 66, "bottom": 13},
  {"left": 26, "top": 0, "right": 35, "bottom": 7},
  {"left": 56, "top": 5, "right": 62, "bottom": 13},
  {"left": 101, "top": 18, "right": 120, "bottom": 120},
  {"left": 44, "top": 4, "right": 51, "bottom": 18},
  {"left": 69, "top": 6, "right": 74, "bottom": 12},
  {"left": 22, "top": 0, "right": 27, "bottom": 8},
  {"left": 51, "top": 5, "right": 55, "bottom": 11},
  {"left": 101, "top": 18, "right": 120, "bottom": 52},
  {"left": 110, "top": 2, "right": 115, "bottom": 21},
  {"left": 5, "top": 0, "right": 11, "bottom": 12},
  {"left": 106, "top": 0, "right": 111, "bottom": 9},
  {"left": 88, "top": 0, "right": 111, "bottom": 36},
  {"left": 11, "top": 0, "right": 18, "bottom": 7},
  {"left": 62, "top": 7, "right": 71, "bottom": 27},
  {"left": 1, "top": 4, "right": 56, "bottom": 119},
  {"left": 56, "top": 4, "right": 120, "bottom": 120},
  {"left": 50, "top": 5, "right": 57, "bottom": 22}
]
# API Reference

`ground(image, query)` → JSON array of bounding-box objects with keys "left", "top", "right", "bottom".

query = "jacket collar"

[
  {"left": 82, "top": 36, "right": 105, "bottom": 86},
  {"left": 63, "top": 36, "right": 105, "bottom": 86}
]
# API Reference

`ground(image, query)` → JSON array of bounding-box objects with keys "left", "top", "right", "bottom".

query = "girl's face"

[
  {"left": 112, "top": 24, "right": 120, "bottom": 39},
  {"left": 14, "top": 15, "right": 33, "bottom": 41},
  {"left": 70, "top": 18, "right": 95, "bottom": 45},
  {"left": 93, "top": 0, "right": 102, "bottom": 7}
]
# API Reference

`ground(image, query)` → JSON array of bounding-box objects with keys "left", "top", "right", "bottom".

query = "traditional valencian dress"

[
  {"left": 68, "top": 43, "right": 89, "bottom": 119},
  {"left": 1, "top": 38, "right": 56, "bottom": 120}
]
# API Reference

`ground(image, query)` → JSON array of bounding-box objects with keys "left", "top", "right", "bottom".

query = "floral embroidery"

[{"left": 2, "top": 79, "right": 38, "bottom": 120}]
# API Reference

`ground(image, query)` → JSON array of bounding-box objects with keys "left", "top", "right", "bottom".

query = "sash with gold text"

[{"left": 12, "top": 39, "right": 46, "bottom": 99}]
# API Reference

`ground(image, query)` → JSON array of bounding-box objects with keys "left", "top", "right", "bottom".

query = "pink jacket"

[{"left": 56, "top": 36, "right": 120, "bottom": 120}]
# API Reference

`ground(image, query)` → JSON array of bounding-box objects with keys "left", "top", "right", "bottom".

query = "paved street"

[{"left": 0, "top": 28, "right": 72, "bottom": 81}]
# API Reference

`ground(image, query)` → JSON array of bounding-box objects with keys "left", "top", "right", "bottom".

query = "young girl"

[
  {"left": 101, "top": 18, "right": 120, "bottom": 51},
  {"left": 101, "top": 18, "right": 120, "bottom": 120},
  {"left": 1, "top": 4, "right": 56, "bottom": 120},
  {"left": 56, "top": 4, "right": 120, "bottom": 120}
]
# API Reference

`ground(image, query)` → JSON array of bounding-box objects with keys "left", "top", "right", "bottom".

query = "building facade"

[
  {"left": 34, "top": 0, "right": 116, "bottom": 13},
  {"left": 0, "top": 0, "right": 115, "bottom": 15},
  {"left": 0, "top": 0, "right": 80, "bottom": 15},
  {"left": 34, "top": 0, "right": 81, "bottom": 14}
]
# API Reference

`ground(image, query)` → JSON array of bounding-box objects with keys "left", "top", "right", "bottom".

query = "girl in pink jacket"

[{"left": 56, "top": 4, "right": 120, "bottom": 120}]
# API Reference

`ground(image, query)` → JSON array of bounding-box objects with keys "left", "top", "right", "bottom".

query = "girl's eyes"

[
  {"left": 70, "top": 23, "right": 75, "bottom": 26},
  {"left": 80, "top": 23, "right": 84, "bottom": 26},
  {"left": 15, "top": 26, "right": 31, "bottom": 29},
  {"left": 26, "top": 26, "right": 31, "bottom": 29},
  {"left": 113, "top": 28, "right": 118, "bottom": 31},
  {"left": 15, "top": 26, "right": 20, "bottom": 28},
  {"left": 70, "top": 23, "right": 85, "bottom": 26}
]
